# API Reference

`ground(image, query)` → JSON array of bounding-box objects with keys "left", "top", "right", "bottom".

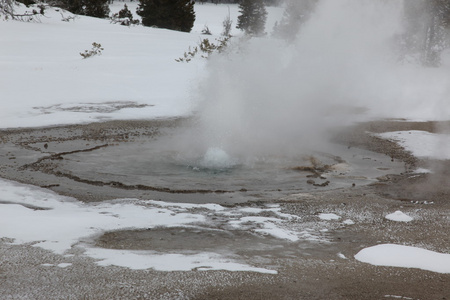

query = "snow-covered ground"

[
  {"left": 376, "top": 131, "right": 450, "bottom": 160},
  {"left": 0, "top": 2, "right": 282, "bottom": 129},
  {"left": 1, "top": 1, "right": 450, "bottom": 275}
]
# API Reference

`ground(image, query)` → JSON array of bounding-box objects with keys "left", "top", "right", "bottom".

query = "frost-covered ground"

[{"left": 1, "top": 0, "right": 450, "bottom": 286}]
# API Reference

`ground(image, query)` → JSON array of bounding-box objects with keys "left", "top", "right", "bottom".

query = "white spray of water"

[
  {"left": 200, "top": 147, "right": 236, "bottom": 169},
  {"left": 187, "top": 0, "right": 450, "bottom": 162}
]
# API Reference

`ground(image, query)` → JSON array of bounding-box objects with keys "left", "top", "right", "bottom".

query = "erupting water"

[{"left": 199, "top": 147, "right": 236, "bottom": 169}]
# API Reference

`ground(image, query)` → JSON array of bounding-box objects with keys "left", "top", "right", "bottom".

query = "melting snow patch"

[
  {"left": 355, "top": 244, "right": 450, "bottom": 274},
  {"left": 414, "top": 168, "right": 432, "bottom": 174},
  {"left": 385, "top": 211, "right": 413, "bottom": 222},
  {"left": 0, "top": 178, "right": 315, "bottom": 273},
  {"left": 342, "top": 219, "right": 355, "bottom": 225},
  {"left": 41, "top": 263, "right": 54, "bottom": 267},
  {"left": 319, "top": 213, "right": 341, "bottom": 220},
  {"left": 84, "top": 248, "right": 277, "bottom": 274}
]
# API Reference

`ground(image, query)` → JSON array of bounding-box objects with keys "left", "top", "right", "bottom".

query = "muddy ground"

[{"left": 0, "top": 119, "right": 449, "bottom": 299}]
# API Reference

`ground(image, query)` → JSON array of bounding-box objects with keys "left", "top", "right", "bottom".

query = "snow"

[
  {"left": 342, "top": 219, "right": 355, "bottom": 225},
  {"left": 0, "top": 2, "right": 282, "bottom": 129},
  {"left": 319, "top": 213, "right": 341, "bottom": 220},
  {"left": 385, "top": 211, "right": 413, "bottom": 222},
  {"left": 376, "top": 131, "right": 450, "bottom": 160},
  {"left": 57, "top": 263, "right": 72, "bottom": 268},
  {"left": 355, "top": 244, "right": 450, "bottom": 274},
  {"left": 0, "top": 7, "right": 200, "bottom": 128},
  {"left": 84, "top": 248, "right": 276, "bottom": 274},
  {"left": 0, "top": 178, "right": 206, "bottom": 255},
  {"left": 0, "top": 178, "right": 309, "bottom": 273},
  {"left": 414, "top": 168, "right": 432, "bottom": 174}
]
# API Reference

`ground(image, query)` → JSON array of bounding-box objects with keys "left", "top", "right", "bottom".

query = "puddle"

[{"left": 0, "top": 119, "right": 409, "bottom": 204}]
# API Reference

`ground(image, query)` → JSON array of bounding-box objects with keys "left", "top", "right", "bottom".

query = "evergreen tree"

[
  {"left": 52, "top": 0, "right": 110, "bottom": 18},
  {"left": 137, "top": 0, "right": 196, "bottom": 33},
  {"left": 16, "top": 0, "right": 35, "bottom": 6},
  {"left": 111, "top": 3, "right": 139, "bottom": 26},
  {"left": 272, "top": 0, "right": 318, "bottom": 41},
  {"left": 402, "top": 0, "right": 450, "bottom": 66},
  {"left": 84, "top": 0, "right": 110, "bottom": 18},
  {"left": 236, "top": 0, "right": 267, "bottom": 36}
]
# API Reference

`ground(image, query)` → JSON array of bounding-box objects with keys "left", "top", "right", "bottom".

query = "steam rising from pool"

[{"left": 182, "top": 0, "right": 450, "bottom": 161}]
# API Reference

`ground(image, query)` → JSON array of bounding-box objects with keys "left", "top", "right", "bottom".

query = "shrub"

[
  {"left": 110, "top": 4, "right": 139, "bottom": 26},
  {"left": 80, "top": 42, "right": 104, "bottom": 59}
]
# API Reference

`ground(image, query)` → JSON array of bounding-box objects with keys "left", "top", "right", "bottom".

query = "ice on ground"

[
  {"left": 355, "top": 244, "right": 450, "bottom": 274},
  {"left": 376, "top": 131, "right": 450, "bottom": 160},
  {"left": 384, "top": 296, "right": 414, "bottom": 300},
  {"left": 414, "top": 168, "right": 432, "bottom": 174},
  {"left": 342, "top": 219, "right": 355, "bottom": 225},
  {"left": 385, "top": 211, "right": 413, "bottom": 222},
  {"left": 84, "top": 248, "right": 277, "bottom": 274},
  {"left": 319, "top": 213, "right": 341, "bottom": 220}
]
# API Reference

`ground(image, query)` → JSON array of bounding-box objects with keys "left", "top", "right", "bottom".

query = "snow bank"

[{"left": 355, "top": 244, "right": 450, "bottom": 274}]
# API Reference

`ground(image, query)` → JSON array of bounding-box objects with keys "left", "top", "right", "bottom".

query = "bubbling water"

[{"left": 200, "top": 147, "right": 236, "bottom": 169}]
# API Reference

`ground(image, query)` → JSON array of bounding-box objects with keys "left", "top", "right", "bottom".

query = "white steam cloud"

[{"left": 188, "top": 0, "right": 450, "bottom": 160}]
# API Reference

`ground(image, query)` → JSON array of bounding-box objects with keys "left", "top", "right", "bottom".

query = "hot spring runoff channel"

[{"left": 51, "top": 127, "right": 406, "bottom": 204}]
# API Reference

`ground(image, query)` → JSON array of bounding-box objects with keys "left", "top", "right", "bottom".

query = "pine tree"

[
  {"left": 137, "top": 0, "right": 196, "bottom": 33},
  {"left": 111, "top": 4, "right": 139, "bottom": 26},
  {"left": 16, "top": 0, "right": 35, "bottom": 6},
  {"left": 402, "top": 0, "right": 450, "bottom": 66},
  {"left": 53, "top": 0, "right": 110, "bottom": 18},
  {"left": 84, "top": 0, "right": 110, "bottom": 18},
  {"left": 273, "top": 0, "right": 318, "bottom": 41},
  {"left": 236, "top": 0, "right": 267, "bottom": 36}
]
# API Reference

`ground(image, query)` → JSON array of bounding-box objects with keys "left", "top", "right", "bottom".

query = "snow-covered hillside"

[{"left": 0, "top": 2, "right": 282, "bottom": 128}]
